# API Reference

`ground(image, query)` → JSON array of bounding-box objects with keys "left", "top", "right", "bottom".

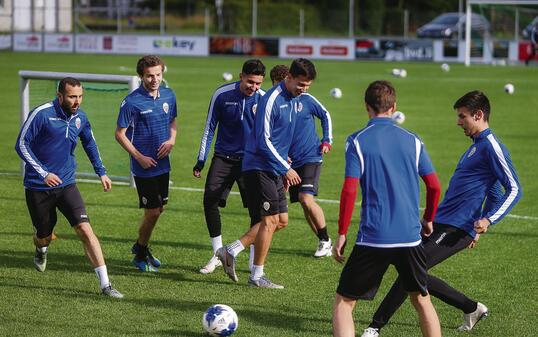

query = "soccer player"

[
  {"left": 332, "top": 80, "right": 442, "bottom": 337},
  {"left": 193, "top": 59, "right": 266, "bottom": 274},
  {"left": 216, "top": 58, "right": 317, "bottom": 288},
  {"left": 270, "top": 64, "right": 333, "bottom": 257},
  {"left": 115, "top": 55, "right": 177, "bottom": 272},
  {"left": 525, "top": 22, "right": 538, "bottom": 66},
  {"left": 360, "top": 90, "right": 522, "bottom": 337},
  {"left": 15, "top": 77, "right": 123, "bottom": 298}
]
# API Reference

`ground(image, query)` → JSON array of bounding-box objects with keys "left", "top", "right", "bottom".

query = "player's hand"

[
  {"left": 193, "top": 161, "right": 204, "bottom": 178},
  {"left": 44, "top": 173, "right": 62, "bottom": 187},
  {"left": 285, "top": 168, "right": 301, "bottom": 186},
  {"left": 474, "top": 217, "right": 490, "bottom": 234},
  {"left": 283, "top": 177, "right": 290, "bottom": 192},
  {"left": 320, "top": 142, "right": 332, "bottom": 155},
  {"left": 136, "top": 154, "right": 157, "bottom": 169},
  {"left": 468, "top": 233, "right": 480, "bottom": 249},
  {"left": 100, "top": 175, "right": 112, "bottom": 192},
  {"left": 333, "top": 234, "right": 347, "bottom": 263},
  {"left": 420, "top": 218, "right": 433, "bottom": 237},
  {"left": 157, "top": 139, "right": 175, "bottom": 159}
]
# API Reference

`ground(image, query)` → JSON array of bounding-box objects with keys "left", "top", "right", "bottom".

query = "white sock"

[
  {"left": 227, "top": 240, "right": 245, "bottom": 257},
  {"left": 94, "top": 265, "right": 110, "bottom": 289},
  {"left": 249, "top": 245, "right": 255, "bottom": 272},
  {"left": 211, "top": 235, "right": 223, "bottom": 254},
  {"left": 37, "top": 246, "right": 48, "bottom": 253},
  {"left": 251, "top": 264, "right": 264, "bottom": 280}
]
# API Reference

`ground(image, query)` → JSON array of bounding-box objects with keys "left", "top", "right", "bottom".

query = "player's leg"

[
  {"left": 249, "top": 172, "right": 287, "bottom": 288},
  {"left": 57, "top": 184, "right": 123, "bottom": 298},
  {"left": 200, "top": 157, "right": 235, "bottom": 274},
  {"left": 131, "top": 173, "right": 169, "bottom": 271},
  {"left": 335, "top": 245, "right": 391, "bottom": 337},
  {"left": 25, "top": 188, "right": 57, "bottom": 272},
  {"left": 393, "top": 245, "right": 441, "bottom": 337}
]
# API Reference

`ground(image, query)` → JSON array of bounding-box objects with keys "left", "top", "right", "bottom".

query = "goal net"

[{"left": 19, "top": 71, "right": 139, "bottom": 185}]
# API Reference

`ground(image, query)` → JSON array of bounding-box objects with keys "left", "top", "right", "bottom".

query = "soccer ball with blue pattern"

[{"left": 203, "top": 304, "right": 238, "bottom": 336}]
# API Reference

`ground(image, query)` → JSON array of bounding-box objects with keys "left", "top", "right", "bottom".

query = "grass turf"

[{"left": 0, "top": 51, "right": 536, "bottom": 336}]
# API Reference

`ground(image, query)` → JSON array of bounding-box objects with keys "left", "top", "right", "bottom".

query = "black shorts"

[
  {"left": 205, "top": 155, "right": 248, "bottom": 208},
  {"left": 25, "top": 184, "right": 89, "bottom": 239},
  {"left": 244, "top": 170, "right": 288, "bottom": 221},
  {"left": 134, "top": 172, "right": 169, "bottom": 209},
  {"left": 289, "top": 162, "right": 321, "bottom": 203},
  {"left": 337, "top": 244, "right": 428, "bottom": 300}
]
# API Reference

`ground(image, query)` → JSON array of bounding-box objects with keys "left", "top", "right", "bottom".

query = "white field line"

[{"left": 73, "top": 178, "right": 537, "bottom": 222}]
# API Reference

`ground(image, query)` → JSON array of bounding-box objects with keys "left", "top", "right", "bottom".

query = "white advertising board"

[
  {"left": 14, "top": 33, "right": 42, "bottom": 52},
  {"left": 279, "top": 38, "right": 354, "bottom": 60},
  {"left": 44, "top": 34, "right": 73, "bottom": 52}
]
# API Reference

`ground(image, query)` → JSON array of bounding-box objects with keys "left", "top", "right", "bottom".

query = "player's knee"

[
  {"left": 298, "top": 193, "right": 314, "bottom": 208},
  {"left": 277, "top": 219, "right": 288, "bottom": 230},
  {"left": 145, "top": 207, "right": 162, "bottom": 220},
  {"left": 74, "top": 222, "right": 94, "bottom": 241}
]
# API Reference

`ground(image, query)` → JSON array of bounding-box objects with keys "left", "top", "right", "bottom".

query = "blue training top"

[
  {"left": 288, "top": 93, "right": 333, "bottom": 168},
  {"left": 15, "top": 98, "right": 106, "bottom": 190},
  {"left": 196, "top": 81, "right": 265, "bottom": 162},
  {"left": 117, "top": 85, "right": 178, "bottom": 178},
  {"left": 242, "top": 81, "right": 298, "bottom": 176},
  {"left": 435, "top": 128, "right": 522, "bottom": 238},
  {"left": 345, "top": 117, "right": 435, "bottom": 247}
]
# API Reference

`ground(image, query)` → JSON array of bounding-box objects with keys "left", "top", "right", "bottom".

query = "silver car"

[{"left": 417, "top": 12, "right": 490, "bottom": 39}]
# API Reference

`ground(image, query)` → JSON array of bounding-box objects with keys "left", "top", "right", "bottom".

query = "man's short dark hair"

[
  {"left": 453, "top": 90, "right": 491, "bottom": 122},
  {"left": 242, "top": 59, "right": 266, "bottom": 76},
  {"left": 136, "top": 55, "right": 164, "bottom": 77},
  {"left": 289, "top": 58, "right": 316, "bottom": 80},
  {"left": 364, "top": 80, "right": 396, "bottom": 114},
  {"left": 58, "top": 77, "right": 82, "bottom": 94},
  {"left": 270, "top": 65, "right": 289, "bottom": 84}
]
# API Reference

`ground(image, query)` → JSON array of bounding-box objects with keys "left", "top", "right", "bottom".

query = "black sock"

[
  {"left": 134, "top": 242, "right": 148, "bottom": 259},
  {"left": 316, "top": 227, "right": 329, "bottom": 241}
]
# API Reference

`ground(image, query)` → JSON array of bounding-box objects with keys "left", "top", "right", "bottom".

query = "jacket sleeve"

[
  {"left": 482, "top": 180, "right": 504, "bottom": 218},
  {"left": 310, "top": 97, "right": 333, "bottom": 144},
  {"left": 196, "top": 91, "right": 220, "bottom": 163},
  {"left": 15, "top": 109, "right": 49, "bottom": 179},
  {"left": 483, "top": 140, "right": 522, "bottom": 225},
  {"left": 79, "top": 116, "right": 106, "bottom": 177}
]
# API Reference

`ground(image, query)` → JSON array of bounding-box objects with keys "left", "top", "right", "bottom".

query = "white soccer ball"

[
  {"left": 222, "top": 72, "right": 233, "bottom": 81},
  {"left": 504, "top": 83, "right": 515, "bottom": 95},
  {"left": 391, "top": 68, "right": 401, "bottom": 77},
  {"left": 330, "top": 87, "right": 342, "bottom": 99},
  {"left": 392, "top": 111, "right": 406, "bottom": 124},
  {"left": 203, "top": 304, "right": 238, "bottom": 336},
  {"left": 399, "top": 69, "right": 407, "bottom": 78},
  {"left": 441, "top": 63, "right": 450, "bottom": 72}
]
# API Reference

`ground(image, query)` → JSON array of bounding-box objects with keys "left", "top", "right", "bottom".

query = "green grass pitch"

[{"left": 0, "top": 51, "right": 537, "bottom": 336}]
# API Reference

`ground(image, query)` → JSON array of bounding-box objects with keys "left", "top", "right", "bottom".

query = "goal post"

[
  {"left": 465, "top": 0, "right": 538, "bottom": 66},
  {"left": 19, "top": 70, "right": 140, "bottom": 186}
]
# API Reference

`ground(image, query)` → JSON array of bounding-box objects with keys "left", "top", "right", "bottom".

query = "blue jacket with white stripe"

[
  {"left": 242, "top": 81, "right": 298, "bottom": 176},
  {"left": 288, "top": 93, "right": 333, "bottom": 168},
  {"left": 435, "top": 128, "right": 522, "bottom": 238},
  {"left": 15, "top": 98, "right": 106, "bottom": 190},
  {"left": 196, "top": 81, "right": 265, "bottom": 163},
  {"left": 345, "top": 117, "right": 435, "bottom": 247}
]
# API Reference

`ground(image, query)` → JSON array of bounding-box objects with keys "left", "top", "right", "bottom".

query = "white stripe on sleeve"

[
  {"left": 18, "top": 102, "right": 53, "bottom": 178},
  {"left": 264, "top": 87, "right": 290, "bottom": 171}
]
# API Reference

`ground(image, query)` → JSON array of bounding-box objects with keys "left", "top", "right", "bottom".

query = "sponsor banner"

[
  {"left": 76, "top": 34, "right": 208, "bottom": 56},
  {"left": 355, "top": 39, "right": 433, "bottom": 61},
  {"left": 210, "top": 36, "right": 278, "bottom": 56},
  {"left": 280, "top": 38, "right": 354, "bottom": 60},
  {"left": 44, "top": 34, "right": 73, "bottom": 52},
  {"left": 14, "top": 33, "right": 42, "bottom": 52},
  {"left": 0, "top": 35, "right": 11, "bottom": 50},
  {"left": 518, "top": 41, "right": 538, "bottom": 61}
]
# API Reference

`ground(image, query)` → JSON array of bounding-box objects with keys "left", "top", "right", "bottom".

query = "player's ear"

[{"left": 474, "top": 110, "right": 484, "bottom": 121}]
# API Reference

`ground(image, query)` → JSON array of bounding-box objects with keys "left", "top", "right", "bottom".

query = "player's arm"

[
  {"left": 79, "top": 117, "right": 107, "bottom": 177},
  {"left": 311, "top": 97, "right": 333, "bottom": 154},
  {"left": 334, "top": 137, "right": 361, "bottom": 263},
  {"left": 420, "top": 172, "right": 441, "bottom": 236},
  {"left": 115, "top": 100, "right": 157, "bottom": 169},
  {"left": 14, "top": 110, "right": 60, "bottom": 186},
  {"left": 194, "top": 93, "right": 220, "bottom": 177},
  {"left": 477, "top": 143, "right": 522, "bottom": 233},
  {"left": 157, "top": 118, "right": 176, "bottom": 159}
]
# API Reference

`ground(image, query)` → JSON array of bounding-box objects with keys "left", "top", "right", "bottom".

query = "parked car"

[
  {"left": 522, "top": 16, "right": 538, "bottom": 39},
  {"left": 417, "top": 12, "right": 490, "bottom": 39}
]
